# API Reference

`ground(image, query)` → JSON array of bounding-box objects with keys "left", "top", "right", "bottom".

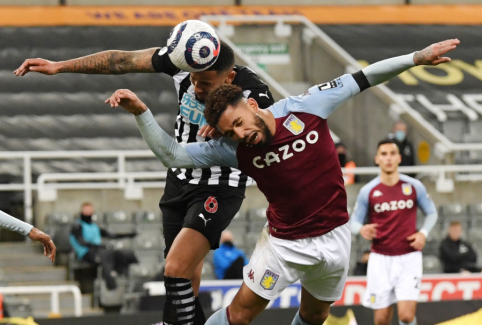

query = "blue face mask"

[{"left": 395, "top": 130, "right": 406, "bottom": 142}]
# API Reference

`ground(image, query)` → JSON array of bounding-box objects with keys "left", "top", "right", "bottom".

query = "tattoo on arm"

[
  {"left": 414, "top": 47, "right": 433, "bottom": 66},
  {"left": 59, "top": 48, "right": 158, "bottom": 74}
]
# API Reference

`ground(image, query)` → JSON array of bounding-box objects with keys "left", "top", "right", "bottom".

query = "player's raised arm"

[
  {"left": 0, "top": 210, "right": 56, "bottom": 262},
  {"left": 106, "top": 89, "right": 238, "bottom": 169},
  {"left": 13, "top": 48, "right": 159, "bottom": 76},
  {"left": 291, "top": 39, "right": 460, "bottom": 120}
]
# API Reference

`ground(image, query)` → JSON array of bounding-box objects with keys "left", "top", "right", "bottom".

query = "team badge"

[
  {"left": 283, "top": 114, "right": 305, "bottom": 135},
  {"left": 370, "top": 294, "right": 376, "bottom": 304},
  {"left": 402, "top": 183, "right": 412, "bottom": 196},
  {"left": 260, "top": 269, "right": 279, "bottom": 290},
  {"left": 204, "top": 196, "right": 218, "bottom": 213}
]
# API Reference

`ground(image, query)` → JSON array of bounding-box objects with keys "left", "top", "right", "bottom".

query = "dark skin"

[{"left": 28, "top": 228, "right": 56, "bottom": 262}]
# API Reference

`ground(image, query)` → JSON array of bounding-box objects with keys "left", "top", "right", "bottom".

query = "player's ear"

[
  {"left": 374, "top": 153, "right": 380, "bottom": 166},
  {"left": 225, "top": 70, "right": 236, "bottom": 84},
  {"left": 247, "top": 97, "right": 259, "bottom": 112},
  {"left": 397, "top": 153, "right": 402, "bottom": 164}
]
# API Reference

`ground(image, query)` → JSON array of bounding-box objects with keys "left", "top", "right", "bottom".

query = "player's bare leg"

[
  {"left": 206, "top": 283, "right": 269, "bottom": 325},
  {"left": 163, "top": 228, "right": 210, "bottom": 325},
  {"left": 374, "top": 306, "right": 394, "bottom": 325},
  {"left": 397, "top": 301, "right": 417, "bottom": 325},
  {"left": 191, "top": 259, "right": 204, "bottom": 296},
  {"left": 292, "top": 286, "right": 332, "bottom": 324}
]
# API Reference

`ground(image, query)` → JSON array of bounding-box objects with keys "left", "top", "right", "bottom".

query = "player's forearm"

[
  {"left": 135, "top": 109, "right": 196, "bottom": 168},
  {"left": 58, "top": 49, "right": 156, "bottom": 74},
  {"left": 0, "top": 210, "right": 34, "bottom": 236},
  {"left": 419, "top": 211, "right": 438, "bottom": 237},
  {"left": 362, "top": 52, "right": 416, "bottom": 87}
]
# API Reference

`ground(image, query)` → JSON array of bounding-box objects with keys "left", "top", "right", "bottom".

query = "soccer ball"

[{"left": 166, "top": 20, "right": 221, "bottom": 72}]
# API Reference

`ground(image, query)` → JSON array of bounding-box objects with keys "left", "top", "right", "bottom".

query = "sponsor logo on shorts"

[
  {"left": 260, "top": 270, "right": 279, "bottom": 290},
  {"left": 370, "top": 294, "right": 376, "bottom": 304},
  {"left": 283, "top": 114, "right": 305, "bottom": 135},
  {"left": 402, "top": 183, "right": 413, "bottom": 195},
  {"left": 198, "top": 213, "right": 211, "bottom": 226},
  {"left": 204, "top": 196, "right": 218, "bottom": 213},
  {"left": 248, "top": 269, "right": 255, "bottom": 282}
]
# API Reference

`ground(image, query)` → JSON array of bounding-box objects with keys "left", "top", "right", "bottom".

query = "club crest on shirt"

[
  {"left": 260, "top": 269, "right": 279, "bottom": 290},
  {"left": 402, "top": 183, "right": 412, "bottom": 196},
  {"left": 283, "top": 114, "right": 305, "bottom": 135}
]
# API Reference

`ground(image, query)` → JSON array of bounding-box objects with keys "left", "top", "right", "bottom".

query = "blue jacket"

[
  {"left": 213, "top": 243, "right": 248, "bottom": 280},
  {"left": 69, "top": 220, "right": 102, "bottom": 260}
]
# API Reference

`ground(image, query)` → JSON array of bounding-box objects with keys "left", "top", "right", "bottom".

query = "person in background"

[
  {"left": 335, "top": 142, "right": 357, "bottom": 185},
  {"left": 213, "top": 230, "right": 248, "bottom": 280},
  {"left": 440, "top": 221, "right": 481, "bottom": 274},
  {"left": 69, "top": 202, "right": 138, "bottom": 290},
  {"left": 353, "top": 250, "right": 370, "bottom": 276},
  {"left": 388, "top": 121, "right": 415, "bottom": 167}
]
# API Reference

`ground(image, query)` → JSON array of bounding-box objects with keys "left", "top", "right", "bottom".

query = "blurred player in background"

[
  {"left": 14, "top": 34, "right": 273, "bottom": 324},
  {"left": 0, "top": 210, "right": 56, "bottom": 262},
  {"left": 105, "top": 39, "right": 458, "bottom": 325},
  {"left": 351, "top": 139, "right": 439, "bottom": 325}
]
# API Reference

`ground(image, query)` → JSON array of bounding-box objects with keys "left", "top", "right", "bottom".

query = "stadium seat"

[
  {"left": 3, "top": 296, "right": 33, "bottom": 318},
  {"left": 44, "top": 212, "right": 73, "bottom": 254},
  {"left": 422, "top": 255, "right": 443, "bottom": 274},
  {"left": 95, "top": 276, "right": 128, "bottom": 308},
  {"left": 134, "top": 210, "right": 162, "bottom": 234},
  {"left": 127, "top": 263, "right": 163, "bottom": 293},
  {"left": 247, "top": 208, "right": 268, "bottom": 233},
  {"left": 107, "top": 238, "right": 133, "bottom": 251},
  {"left": 105, "top": 211, "right": 136, "bottom": 236}
]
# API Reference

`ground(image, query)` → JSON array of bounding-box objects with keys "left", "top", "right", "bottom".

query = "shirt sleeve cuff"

[
  {"left": 419, "top": 229, "right": 429, "bottom": 238},
  {"left": 135, "top": 108, "right": 154, "bottom": 126}
]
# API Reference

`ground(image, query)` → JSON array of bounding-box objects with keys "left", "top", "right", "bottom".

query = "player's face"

[
  {"left": 217, "top": 98, "right": 273, "bottom": 148},
  {"left": 375, "top": 143, "right": 402, "bottom": 174},
  {"left": 190, "top": 70, "right": 236, "bottom": 104}
]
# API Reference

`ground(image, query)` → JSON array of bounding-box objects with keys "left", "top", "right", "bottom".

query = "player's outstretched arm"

[
  {"left": 362, "top": 39, "right": 459, "bottom": 87},
  {"left": 105, "top": 89, "right": 196, "bottom": 168},
  {"left": 0, "top": 210, "right": 56, "bottom": 262},
  {"left": 13, "top": 48, "right": 159, "bottom": 76}
]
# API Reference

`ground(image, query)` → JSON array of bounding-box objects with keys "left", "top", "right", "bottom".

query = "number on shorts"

[{"left": 414, "top": 277, "right": 421, "bottom": 289}]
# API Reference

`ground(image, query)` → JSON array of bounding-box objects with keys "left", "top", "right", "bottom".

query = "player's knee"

[
  {"left": 398, "top": 312, "right": 415, "bottom": 324},
  {"left": 227, "top": 307, "right": 251, "bottom": 325},
  {"left": 374, "top": 313, "right": 391, "bottom": 325},
  {"left": 164, "top": 259, "right": 191, "bottom": 278}
]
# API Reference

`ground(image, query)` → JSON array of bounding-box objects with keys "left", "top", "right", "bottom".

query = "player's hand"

[
  {"left": 414, "top": 39, "right": 460, "bottom": 66},
  {"left": 13, "top": 58, "right": 61, "bottom": 76},
  {"left": 28, "top": 227, "right": 56, "bottom": 262},
  {"left": 198, "top": 125, "right": 223, "bottom": 139},
  {"left": 360, "top": 224, "right": 378, "bottom": 241},
  {"left": 105, "top": 89, "right": 148, "bottom": 116},
  {"left": 407, "top": 232, "right": 426, "bottom": 251}
]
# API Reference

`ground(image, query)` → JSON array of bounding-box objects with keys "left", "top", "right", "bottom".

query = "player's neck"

[{"left": 380, "top": 170, "right": 400, "bottom": 187}]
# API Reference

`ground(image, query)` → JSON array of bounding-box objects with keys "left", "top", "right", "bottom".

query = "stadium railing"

[
  {"left": 2, "top": 150, "right": 482, "bottom": 224},
  {"left": 0, "top": 285, "right": 82, "bottom": 317}
]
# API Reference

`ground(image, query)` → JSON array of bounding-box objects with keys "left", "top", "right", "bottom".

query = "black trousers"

[{"left": 82, "top": 247, "right": 138, "bottom": 289}]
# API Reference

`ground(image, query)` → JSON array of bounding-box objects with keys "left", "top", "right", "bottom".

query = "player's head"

[
  {"left": 448, "top": 221, "right": 462, "bottom": 241},
  {"left": 190, "top": 41, "right": 236, "bottom": 104},
  {"left": 375, "top": 139, "right": 401, "bottom": 174},
  {"left": 205, "top": 84, "right": 273, "bottom": 148}
]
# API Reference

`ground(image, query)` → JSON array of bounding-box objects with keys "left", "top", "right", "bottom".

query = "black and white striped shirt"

[{"left": 152, "top": 47, "right": 274, "bottom": 188}]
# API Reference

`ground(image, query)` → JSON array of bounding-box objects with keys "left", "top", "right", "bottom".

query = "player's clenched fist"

[
  {"left": 360, "top": 223, "right": 378, "bottom": 241},
  {"left": 13, "top": 58, "right": 60, "bottom": 76}
]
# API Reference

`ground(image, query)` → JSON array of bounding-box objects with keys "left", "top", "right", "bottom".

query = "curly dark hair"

[
  {"left": 205, "top": 84, "right": 245, "bottom": 127},
  {"left": 206, "top": 41, "right": 235, "bottom": 74}
]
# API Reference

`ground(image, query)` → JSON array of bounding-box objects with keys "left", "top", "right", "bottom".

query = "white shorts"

[
  {"left": 363, "top": 251, "right": 422, "bottom": 309},
  {"left": 243, "top": 223, "right": 351, "bottom": 301}
]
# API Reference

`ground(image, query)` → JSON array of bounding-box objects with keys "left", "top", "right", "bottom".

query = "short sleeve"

[
  {"left": 185, "top": 138, "right": 239, "bottom": 169},
  {"left": 151, "top": 47, "right": 181, "bottom": 76},
  {"left": 246, "top": 86, "right": 275, "bottom": 109}
]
